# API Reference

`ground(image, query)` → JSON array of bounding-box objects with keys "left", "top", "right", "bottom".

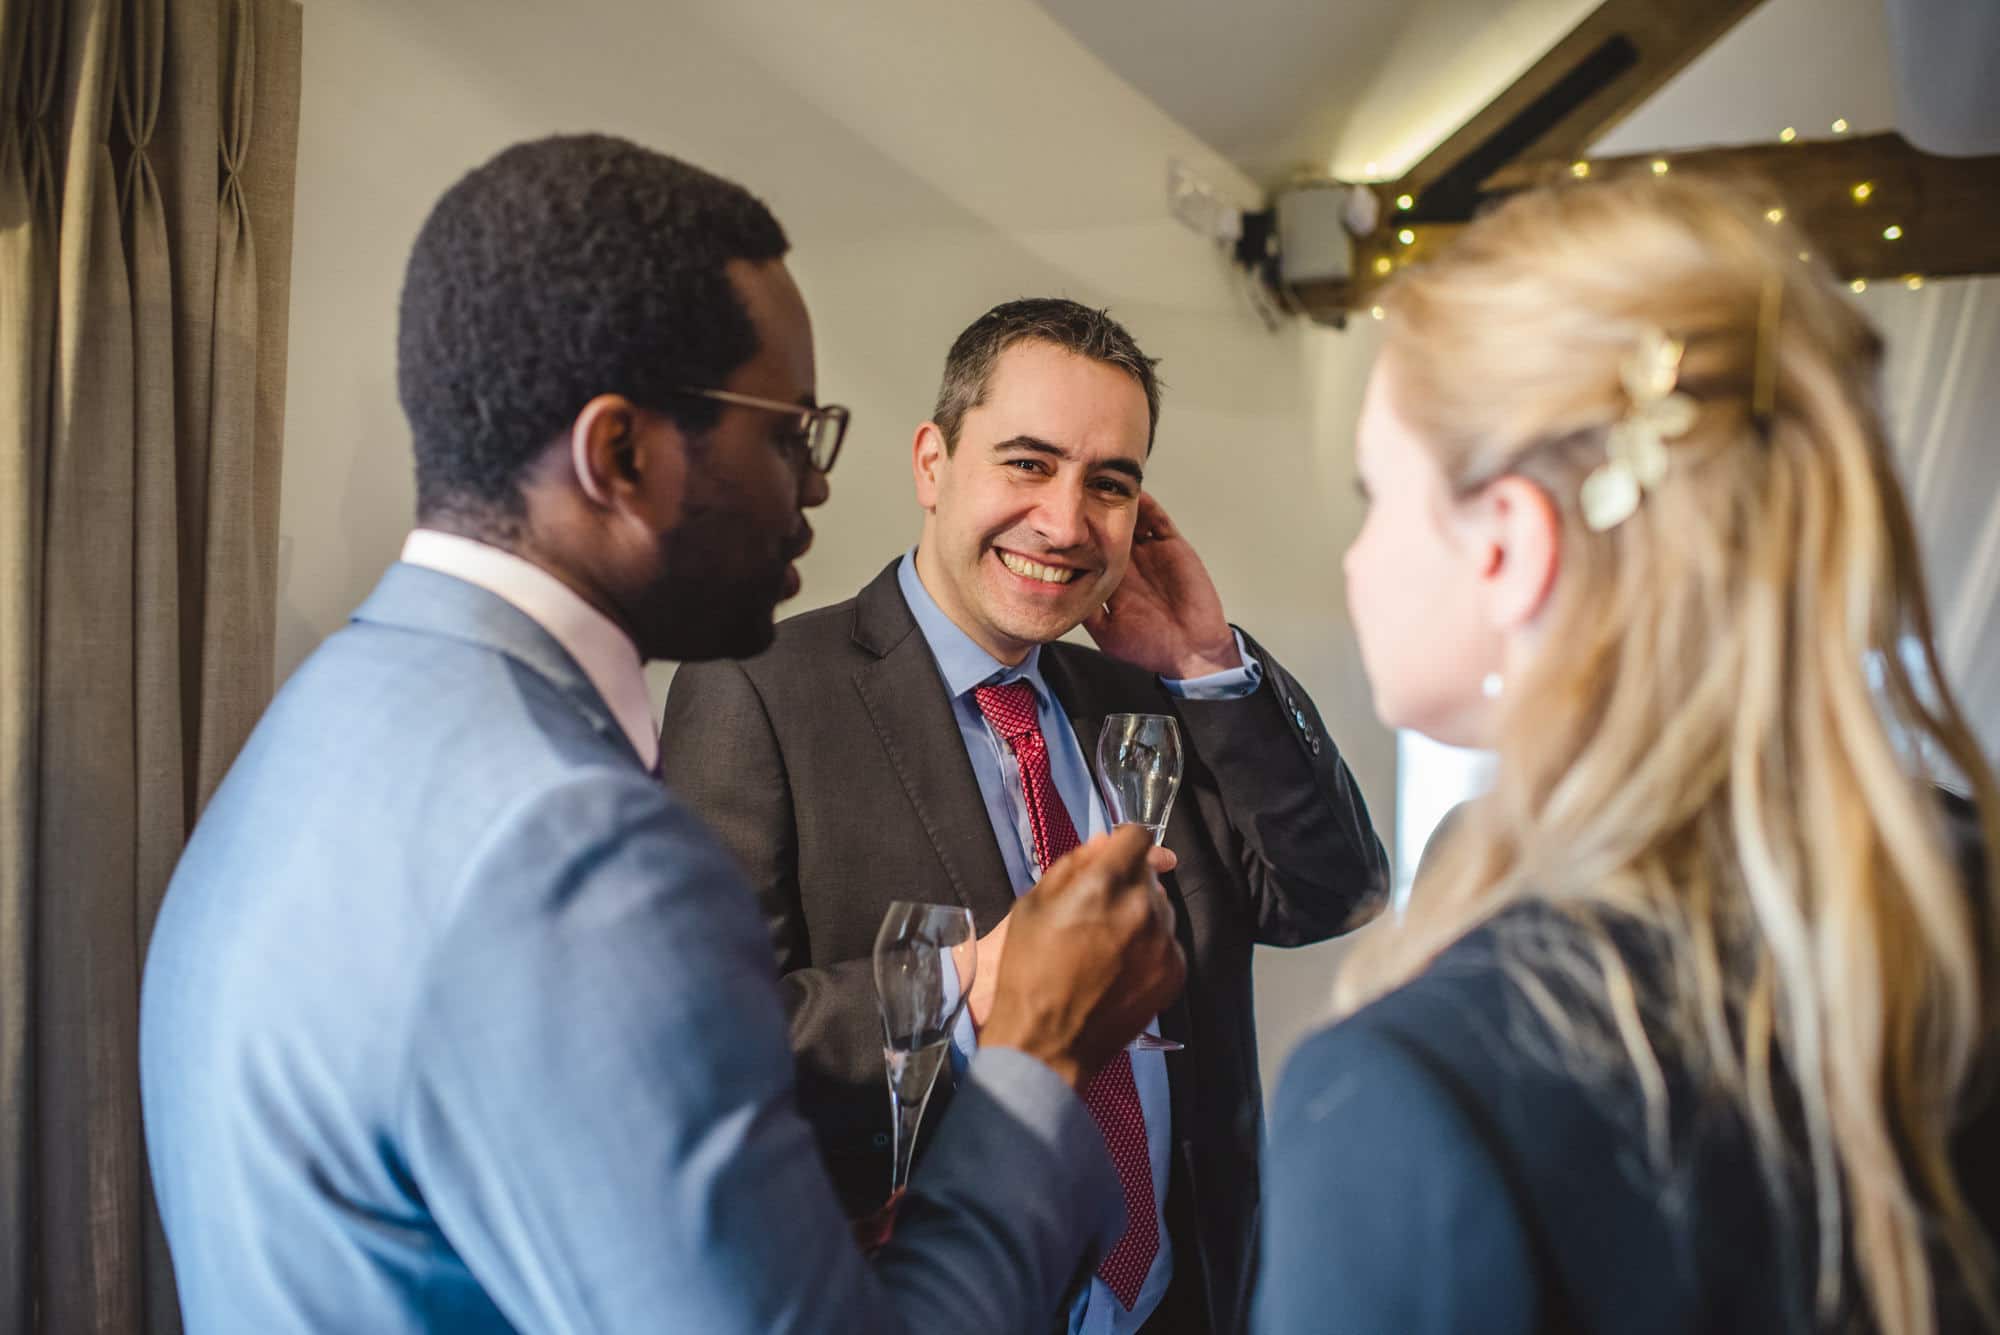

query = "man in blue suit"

[{"left": 139, "top": 133, "right": 1184, "bottom": 1333}]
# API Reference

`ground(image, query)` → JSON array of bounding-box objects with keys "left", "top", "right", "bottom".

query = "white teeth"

[{"left": 998, "top": 551, "right": 1078, "bottom": 584}]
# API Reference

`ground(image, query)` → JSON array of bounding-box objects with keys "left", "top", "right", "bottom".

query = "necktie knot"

[{"left": 971, "top": 680, "right": 1039, "bottom": 742}]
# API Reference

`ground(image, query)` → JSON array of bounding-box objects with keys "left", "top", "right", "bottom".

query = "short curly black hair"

[{"left": 398, "top": 134, "right": 788, "bottom": 530}]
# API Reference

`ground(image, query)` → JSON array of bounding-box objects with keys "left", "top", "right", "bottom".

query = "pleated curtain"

[{"left": 0, "top": 0, "right": 301, "bottom": 1329}]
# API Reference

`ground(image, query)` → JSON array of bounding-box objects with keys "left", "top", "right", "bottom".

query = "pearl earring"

[{"left": 1481, "top": 672, "right": 1504, "bottom": 700}]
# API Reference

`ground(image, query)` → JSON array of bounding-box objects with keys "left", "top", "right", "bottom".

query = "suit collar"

[
  {"left": 893, "top": 550, "right": 1053, "bottom": 706},
  {"left": 852, "top": 557, "right": 918, "bottom": 658},
  {"left": 352, "top": 562, "right": 645, "bottom": 769},
  {"left": 398, "top": 530, "right": 657, "bottom": 770}
]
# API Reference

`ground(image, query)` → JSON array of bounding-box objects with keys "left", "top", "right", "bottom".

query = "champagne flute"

[
  {"left": 1096, "top": 713, "right": 1184, "bottom": 844},
  {"left": 1095, "top": 713, "right": 1186, "bottom": 1054},
  {"left": 873, "top": 901, "right": 976, "bottom": 1194}
]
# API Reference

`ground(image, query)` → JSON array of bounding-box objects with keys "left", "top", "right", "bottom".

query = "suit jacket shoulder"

[{"left": 1263, "top": 909, "right": 1810, "bottom": 1335}]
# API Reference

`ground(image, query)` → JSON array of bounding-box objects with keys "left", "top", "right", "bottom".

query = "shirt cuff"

[{"left": 1160, "top": 628, "right": 1263, "bottom": 699}]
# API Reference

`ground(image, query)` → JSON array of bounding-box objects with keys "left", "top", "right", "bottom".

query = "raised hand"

[{"left": 1083, "top": 493, "right": 1241, "bottom": 680}]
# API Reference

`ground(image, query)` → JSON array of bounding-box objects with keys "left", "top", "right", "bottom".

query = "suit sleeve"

[
  {"left": 401, "top": 771, "right": 1121, "bottom": 1335},
  {"left": 1171, "top": 629, "right": 1390, "bottom": 945},
  {"left": 1253, "top": 1020, "right": 1539, "bottom": 1335},
  {"left": 658, "top": 658, "right": 888, "bottom": 1156}
]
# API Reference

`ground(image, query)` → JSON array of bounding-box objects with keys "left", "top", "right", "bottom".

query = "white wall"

[
  {"left": 277, "top": 0, "right": 1395, "bottom": 1089},
  {"left": 279, "top": 0, "right": 1996, "bottom": 1102}
]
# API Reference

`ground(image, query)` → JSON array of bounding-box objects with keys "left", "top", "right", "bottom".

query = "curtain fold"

[
  {"left": 1, "top": 0, "right": 300, "bottom": 1329},
  {"left": 1, "top": 0, "right": 64, "bottom": 1322},
  {"left": 39, "top": 4, "right": 145, "bottom": 1328}
]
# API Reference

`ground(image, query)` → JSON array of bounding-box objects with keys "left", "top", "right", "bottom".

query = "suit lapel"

[
  {"left": 849, "top": 563, "right": 1016, "bottom": 931},
  {"left": 1039, "top": 643, "right": 1111, "bottom": 800}
]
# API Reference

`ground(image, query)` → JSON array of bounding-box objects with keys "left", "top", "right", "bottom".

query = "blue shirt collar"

[{"left": 897, "top": 550, "right": 1051, "bottom": 705}]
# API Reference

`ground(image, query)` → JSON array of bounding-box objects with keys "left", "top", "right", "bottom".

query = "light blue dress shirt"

[{"left": 897, "top": 551, "right": 1261, "bottom": 1335}]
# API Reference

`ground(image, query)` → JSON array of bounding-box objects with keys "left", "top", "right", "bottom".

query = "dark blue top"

[{"left": 1255, "top": 888, "right": 1999, "bottom": 1334}]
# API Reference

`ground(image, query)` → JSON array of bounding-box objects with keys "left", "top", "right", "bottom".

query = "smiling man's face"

[{"left": 911, "top": 338, "right": 1151, "bottom": 665}]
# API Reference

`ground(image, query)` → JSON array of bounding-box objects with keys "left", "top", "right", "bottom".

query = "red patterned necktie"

[{"left": 971, "top": 680, "right": 1159, "bottom": 1310}]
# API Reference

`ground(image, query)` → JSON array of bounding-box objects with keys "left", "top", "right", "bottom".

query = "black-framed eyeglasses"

[{"left": 673, "top": 387, "right": 850, "bottom": 474}]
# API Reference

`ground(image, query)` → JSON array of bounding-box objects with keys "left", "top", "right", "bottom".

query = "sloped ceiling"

[{"left": 1036, "top": 0, "right": 1900, "bottom": 183}]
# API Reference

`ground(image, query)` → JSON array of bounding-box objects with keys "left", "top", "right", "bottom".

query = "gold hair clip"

[{"left": 1580, "top": 327, "right": 1699, "bottom": 531}]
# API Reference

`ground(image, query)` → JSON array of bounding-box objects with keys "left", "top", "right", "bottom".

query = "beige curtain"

[
  {"left": 1867, "top": 276, "right": 2000, "bottom": 771},
  {"left": 0, "top": 0, "right": 300, "bottom": 1330}
]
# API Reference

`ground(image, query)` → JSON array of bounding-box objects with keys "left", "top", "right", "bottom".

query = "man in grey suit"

[
  {"left": 661, "top": 300, "right": 1389, "bottom": 1333},
  {"left": 139, "top": 134, "right": 1183, "bottom": 1333}
]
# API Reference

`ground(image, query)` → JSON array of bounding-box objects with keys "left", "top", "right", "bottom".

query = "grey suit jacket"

[
  {"left": 660, "top": 559, "right": 1391, "bottom": 1334},
  {"left": 140, "top": 562, "right": 1121, "bottom": 1334}
]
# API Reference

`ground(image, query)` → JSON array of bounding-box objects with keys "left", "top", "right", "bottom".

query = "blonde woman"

[{"left": 1254, "top": 174, "right": 1998, "bottom": 1334}]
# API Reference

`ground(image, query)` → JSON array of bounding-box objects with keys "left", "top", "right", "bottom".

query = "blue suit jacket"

[{"left": 141, "top": 563, "right": 1120, "bottom": 1333}]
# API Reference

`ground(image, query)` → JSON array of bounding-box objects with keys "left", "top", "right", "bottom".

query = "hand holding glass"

[
  {"left": 1095, "top": 713, "right": 1186, "bottom": 1054},
  {"left": 873, "top": 901, "right": 976, "bottom": 1194}
]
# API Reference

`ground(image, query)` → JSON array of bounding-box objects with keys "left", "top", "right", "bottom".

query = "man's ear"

[
  {"left": 1466, "top": 474, "right": 1562, "bottom": 633},
  {"left": 570, "top": 394, "right": 687, "bottom": 524},
  {"left": 912, "top": 422, "right": 948, "bottom": 510}
]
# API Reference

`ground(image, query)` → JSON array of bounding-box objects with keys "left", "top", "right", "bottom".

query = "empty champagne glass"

[
  {"left": 1096, "top": 713, "right": 1184, "bottom": 843},
  {"left": 873, "top": 901, "right": 977, "bottom": 1194},
  {"left": 1095, "top": 713, "right": 1186, "bottom": 1054}
]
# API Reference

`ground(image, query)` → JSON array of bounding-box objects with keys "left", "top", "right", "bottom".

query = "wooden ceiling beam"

[
  {"left": 1395, "top": 0, "right": 1766, "bottom": 222},
  {"left": 1494, "top": 134, "right": 2000, "bottom": 283},
  {"left": 1288, "top": 132, "right": 2000, "bottom": 326}
]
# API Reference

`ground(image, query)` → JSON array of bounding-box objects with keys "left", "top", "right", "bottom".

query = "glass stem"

[{"left": 888, "top": 1084, "right": 932, "bottom": 1193}]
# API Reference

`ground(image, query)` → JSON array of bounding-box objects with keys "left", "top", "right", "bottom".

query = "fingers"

[
  {"left": 1098, "top": 827, "right": 1176, "bottom": 956},
  {"left": 1145, "top": 845, "right": 1179, "bottom": 875},
  {"left": 1148, "top": 873, "right": 1177, "bottom": 942},
  {"left": 1053, "top": 826, "right": 1154, "bottom": 914},
  {"left": 1031, "top": 824, "right": 1146, "bottom": 901},
  {"left": 1134, "top": 492, "right": 1178, "bottom": 543},
  {"left": 1093, "top": 822, "right": 1155, "bottom": 886}
]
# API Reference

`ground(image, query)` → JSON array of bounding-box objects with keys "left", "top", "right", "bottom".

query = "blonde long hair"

[{"left": 1339, "top": 173, "right": 2000, "bottom": 1333}]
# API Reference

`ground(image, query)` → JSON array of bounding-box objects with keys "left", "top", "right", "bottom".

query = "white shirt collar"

[{"left": 399, "top": 529, "right": 659, "bottom": 772}]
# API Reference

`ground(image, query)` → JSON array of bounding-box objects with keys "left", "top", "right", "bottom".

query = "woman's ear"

[{"left": 1467, "top": 474, "right": 1562, "bottom": 632}]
